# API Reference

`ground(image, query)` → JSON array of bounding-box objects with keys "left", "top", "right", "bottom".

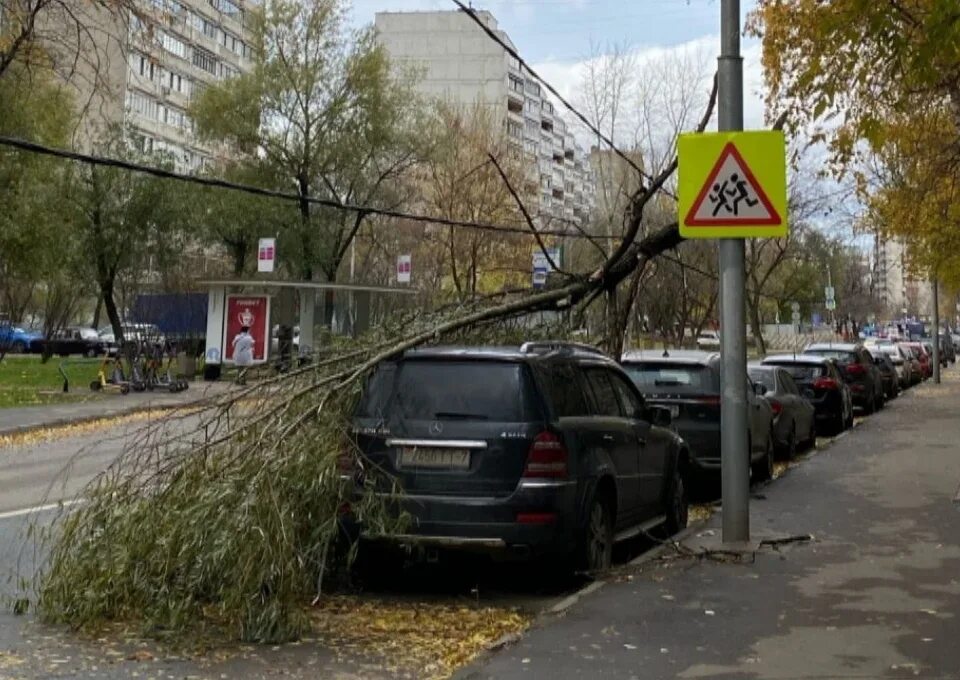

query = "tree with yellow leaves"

[{"left": 750, "top": 1, "right": 960, "bottom": 287}]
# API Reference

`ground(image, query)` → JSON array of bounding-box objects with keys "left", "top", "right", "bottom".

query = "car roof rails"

[{"left": 519, "top": 341, "right": 607, "bottom": 357}]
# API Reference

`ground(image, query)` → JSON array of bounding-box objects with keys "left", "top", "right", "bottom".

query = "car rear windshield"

[
  {"left": 622, "top": 362, "right": 718, "bottom": 393},
  {"left": 763, "top": 362, "right": 824, "bottom": 381},
  {"left": 748, "top": 369, "right": 776, "bottom": 391},
  {"left": 356, "top": 360, "right": 533, "bottom": 422},
  {"left": 805, "top": 349, "right": 857, "bottom": 364}
]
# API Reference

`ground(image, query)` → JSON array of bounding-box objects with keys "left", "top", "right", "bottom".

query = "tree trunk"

[
  {"left": 101, "top": 277, "right": 123, "bottom": 344},
  {"left": 92, "top": 295, "right": 103, "bottom": 329},
  {"left": 748, "top": 292, "right": 766, "bottom": 356}
]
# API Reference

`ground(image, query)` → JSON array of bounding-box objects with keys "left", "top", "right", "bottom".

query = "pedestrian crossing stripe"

[{"left": 678, "top": 130, "right": 788, "bottom": 239}]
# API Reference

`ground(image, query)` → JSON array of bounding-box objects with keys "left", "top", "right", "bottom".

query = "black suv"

[{"left": 350, "top": 342, "right": 691, "bottom": 572}]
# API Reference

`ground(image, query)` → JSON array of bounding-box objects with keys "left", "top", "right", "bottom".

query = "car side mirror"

[
  {"left": 752, "top": 382, "right": 767, "bottom": 396},
  {"left": 647, "top": 406, "right": 672, "bottom": 427},
  {"left": 802, "top": 388, "right": 815, "bottom": 399}
]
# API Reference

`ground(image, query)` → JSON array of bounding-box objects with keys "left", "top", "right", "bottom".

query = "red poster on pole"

[{"left": 223, "top": 295, "right": 270, "bottom": 363}]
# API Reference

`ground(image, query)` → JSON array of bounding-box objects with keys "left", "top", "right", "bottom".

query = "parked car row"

[
  {"left": 345, "top": 337, "right": 939, "bottom": 575},
  {"left": 0, "top": 322, "right": 168, "bottom": 357}
]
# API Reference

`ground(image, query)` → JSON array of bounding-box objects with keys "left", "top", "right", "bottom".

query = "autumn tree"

[
  {"left": 412, "top": 103, "right": 534, "bottom": 302},
  {"left": 0, "top": 63, "right": 77, "bottom": 325},
  {"left": 191, "top": 0, "right": 422, "bottom": 284},
  {"left": 63, "top": 130, "right": 189, "bottom": 342},
  {"left": 749, "top": 1, "right": 960, "bottom": 286}
]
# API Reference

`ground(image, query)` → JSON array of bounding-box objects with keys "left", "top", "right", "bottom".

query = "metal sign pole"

[
  {"left": 718, "top": 0, "right": 750, "bottom": 543},
  {"left": 933, "top": 276, "right": 940, "bottom": 384}
]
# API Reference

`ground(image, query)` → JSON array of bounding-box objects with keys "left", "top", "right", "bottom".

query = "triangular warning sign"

[{"left": 685, "top": 142, "right": 782, "bottom": 226}]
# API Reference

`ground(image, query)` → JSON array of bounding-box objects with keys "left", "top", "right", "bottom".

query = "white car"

[
  {"left": 98, "top": 323, "right": 166, "bottom": 353},
  {"left": 696, "top": 330, "right": 721, "bottom": 349}
]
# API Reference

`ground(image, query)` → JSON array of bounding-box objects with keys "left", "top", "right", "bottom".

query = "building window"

[
  {"left": 193, "top": 47, "right": 218, "bottom": 74},
  {"left": 508, "top": 75, "right": 523, "bottom": 94},
  {"left": 203, "top": 19, "right": 218, "bottom": 39},
  {"left": 507, "top": 121, "right": 522, "bottom": 139},
  {"left": 126, "top": 90, "right": 158, "bottom": 121},
  {"left": 219, "top": 62, "right": 239, "bottom": 80},
  {"left": 525, "top": 80, "right": 541, "bottom": 96},
  {"left": 159, "top": 31, "right": 187, "bottom": 59}
]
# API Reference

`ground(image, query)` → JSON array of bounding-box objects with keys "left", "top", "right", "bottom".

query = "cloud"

[{"left": 531, "top": 34, "right": 770, "bottom": 140}]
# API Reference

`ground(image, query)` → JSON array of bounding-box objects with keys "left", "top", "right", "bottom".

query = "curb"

[
  {"left": 0, "top": 403, "right": 182, "bottom": 440},
  {"left": 0, "top": 389, "right": 229, "bottom": 440}
]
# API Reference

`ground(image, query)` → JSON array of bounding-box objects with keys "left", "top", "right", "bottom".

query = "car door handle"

[
  {"left": 602, "top": 434, "right": 615, "bottom": 443},
  {"left": 636, "top": 436, "right": 646, "bottom": 446}
]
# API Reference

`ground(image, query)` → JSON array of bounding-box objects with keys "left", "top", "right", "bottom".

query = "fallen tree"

[{"left": 30, "top": 75, "right": 717, "bottom": 646}]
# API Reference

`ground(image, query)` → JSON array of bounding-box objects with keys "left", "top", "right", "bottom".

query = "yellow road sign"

[{"left": 678, "top": 130, "right": 787, "bottom": 239}]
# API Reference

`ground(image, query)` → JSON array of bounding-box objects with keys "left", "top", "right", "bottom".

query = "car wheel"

[
  {"left": 84, "top": 348, "right": 97, "bottom": 358},
  {"left": 11, "top": 341, "right": 26, "bottom": 354},
  {"left": 806, "top": 419, "right": 817, "bottom": 448},
  {"left": 863, "top": 395, "right": 875, "bottom": 415},
  {"left": 578, "top": 492, "right": 614, "bottom": 573},
  {"left": 664, "top": 460, "right": 689, "bottom": 536},
  {"left": 786, "top": 425, "right": 797, "bottom": 460},
  {"left": 751, "top": 433, "right": 775, "bottom": 482}
]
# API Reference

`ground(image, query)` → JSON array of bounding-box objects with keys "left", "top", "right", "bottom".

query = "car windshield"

[
  {"left": 356, "top": 360, "right": 531, "bottom": 422},
  {"left": 805, "top": 349, "right": 857, "bottom": 364},
  {"left": 763, "top": 362, "right": 824, "bottom": 381},
  {"left": 622, "top": 362, "right": 718, "bottom": 393},
  {"left": 748, "top": 369, "right": 776, "bottom": 391}
]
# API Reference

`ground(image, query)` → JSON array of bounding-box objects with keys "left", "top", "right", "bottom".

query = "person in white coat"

[{"left": 231, "top": 325, "right": 255, "bottom": 384}]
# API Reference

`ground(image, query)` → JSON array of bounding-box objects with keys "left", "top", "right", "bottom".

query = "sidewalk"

[
  {"left": 462, "top": 376, "right": 960, "bottom": 679},
  {"left": 0, "top": 380, "right": 235, "bottom": 436}
]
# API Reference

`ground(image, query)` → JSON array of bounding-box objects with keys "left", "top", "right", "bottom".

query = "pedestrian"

[{"left": 231, "top": 325, "right": 255, "bottom": 385}]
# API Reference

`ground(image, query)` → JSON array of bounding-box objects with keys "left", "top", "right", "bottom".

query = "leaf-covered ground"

[{"left": 309, "top": 597, "right": 530, "bottom": 679}]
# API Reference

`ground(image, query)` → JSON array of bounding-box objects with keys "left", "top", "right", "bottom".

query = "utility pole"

[
  {"left": 932, "top": 276, "right": 940, "bottom": 384},
  {"left": 718, "top": 0, "right": 750, "bottom": 544}
]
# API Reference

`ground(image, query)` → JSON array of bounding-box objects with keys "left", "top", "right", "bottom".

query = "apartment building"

[
  {"left": 873, "top": 236, "right": 933, "bottom": 317},
  {"left": 374, "top": 9, "right": 595, "bottom": 227},
  {"left": 26, "top": 0, "right": 257, "bottom": 171},
  {"left": 121, "top": 0, "right": 255, "bottom": 171}
]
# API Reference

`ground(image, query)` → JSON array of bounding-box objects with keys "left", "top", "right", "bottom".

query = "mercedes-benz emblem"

[{"left": 429, "top": 421, "right": 443, "bottom": 435}]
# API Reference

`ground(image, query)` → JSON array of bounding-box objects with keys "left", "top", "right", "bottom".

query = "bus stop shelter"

[{"left": 199, "top": 279, "right": 417, "bottom": 380}]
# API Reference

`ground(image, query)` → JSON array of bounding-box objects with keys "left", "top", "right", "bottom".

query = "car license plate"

[
  {"left": 399, "top": 447, "right": 470, "bottom": 470},
  {"left": 668, "top": 405, "right": 680, "bottom": 418}
]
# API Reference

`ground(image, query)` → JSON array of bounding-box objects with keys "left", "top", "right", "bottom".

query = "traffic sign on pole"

[{"left": 678, "top": 130, "right": 788, "bottom": 239}]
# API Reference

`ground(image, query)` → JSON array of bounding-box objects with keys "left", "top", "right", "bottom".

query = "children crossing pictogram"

[{"left": 686, "top": 142, "right": 780, "bottom": 226}]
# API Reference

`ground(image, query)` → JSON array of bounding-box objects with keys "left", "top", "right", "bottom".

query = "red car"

[{"left": 901, "top": 342, "right": 932, "bottom": 379}]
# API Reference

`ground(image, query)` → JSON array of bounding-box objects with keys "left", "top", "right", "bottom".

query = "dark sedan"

[
  {"left": 40, "top": 326, "right": 112, "bottom": 357},
  {"left": 748, "top": 364, "right": 816, "bottom": 458},
  {"left": 761, "top": 354, "right": 853, "bottom": 435},
  {"left": 869, "top": 351, "right": 900, "bottom": 400},
  {"left": 621, "top": 350, "right": 776, "bottom": 481},
  {"left": 803, "top": 343, "right": 885, "bottom": 413}
]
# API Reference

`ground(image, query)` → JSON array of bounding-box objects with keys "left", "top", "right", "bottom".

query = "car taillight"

[
  {"left": 813, "top": 377, "right": 838, "bottom": 390},
  {"left": 523, "top": 431, "right": 568, "bottom": 479},
  {"left": 846, "top": 364, "right": 866, "bottom": 376},
  {"left": 694, "top": 395, "right": 722, "bottom": 406},
  {"left": 769, "top": 400, "right": 783, "bottom": 415}
]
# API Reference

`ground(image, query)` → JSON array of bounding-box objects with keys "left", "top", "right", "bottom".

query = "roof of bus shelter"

[{"left": 197, "top": 280, "right": 418, "bottom": 295}]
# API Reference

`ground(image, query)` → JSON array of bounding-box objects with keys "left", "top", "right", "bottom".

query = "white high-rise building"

[
  {"left": 874, "top": 236, "right": 933, "bottom": 318},
  {"left": 374, "top": 9, "right": 595, "bottom": 227},
  {"left": 28, "top": 0, "right": 257, "bottom": 171}
]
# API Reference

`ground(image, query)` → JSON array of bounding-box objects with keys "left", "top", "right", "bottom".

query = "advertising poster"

[{"left": 223, "top": 295, "right": 270, "bottom": 364}]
